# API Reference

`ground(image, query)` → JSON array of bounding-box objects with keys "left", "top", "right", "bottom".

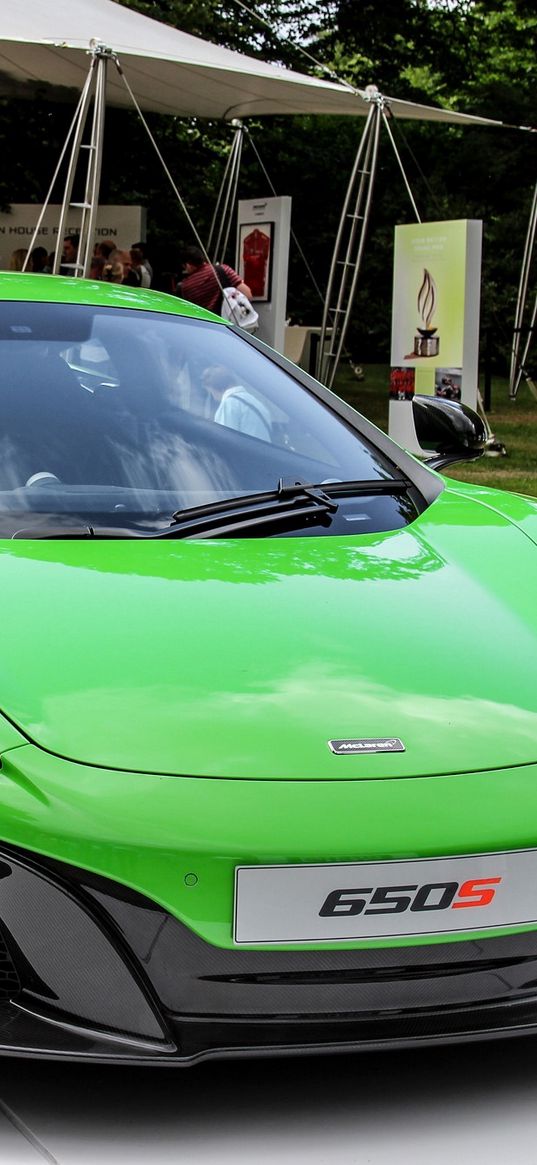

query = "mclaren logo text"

[{"left": 328, "top": 738, "right": 405, "bottom": 755}]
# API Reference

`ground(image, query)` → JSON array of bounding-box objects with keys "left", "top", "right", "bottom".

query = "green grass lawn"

[{"left": 332, "top": 363, "right": 537, "bottom": 498}]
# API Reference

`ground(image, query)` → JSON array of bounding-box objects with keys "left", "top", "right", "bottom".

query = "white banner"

[{"left": 0, "top": 205, "right": 146, "bottom": 269}]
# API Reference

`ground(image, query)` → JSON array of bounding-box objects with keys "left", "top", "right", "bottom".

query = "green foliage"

[{"left": 117, "top": 0, "right": 329, "bottom": 67}]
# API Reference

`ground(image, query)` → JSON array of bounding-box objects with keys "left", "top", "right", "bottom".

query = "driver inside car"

[{"left": 201, "top": 363, "right": 272, "bottom": 443}]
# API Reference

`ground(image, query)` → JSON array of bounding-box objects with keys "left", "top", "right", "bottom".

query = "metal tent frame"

[
  {"left": 315, "top": 86, "right": 422, "bottom": 387},
  {"left": 205, "top": 85, "right": 423, "bottom": 386},
  {"left": 23, "top": 41, "right": 217, "bottom": 279},
  {"left": 23, "top": 43, "right": 115, "bottom": 277},
  {"left": 18, "top": 34, "right": 532, "bottom": 402},
  {"left": 509, "top": 180, "right": 537, "bottom": 401}
]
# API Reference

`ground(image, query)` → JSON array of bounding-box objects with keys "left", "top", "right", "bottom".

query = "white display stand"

[{"left": 236, "top": 196, "right": 291, "bottom": 354}]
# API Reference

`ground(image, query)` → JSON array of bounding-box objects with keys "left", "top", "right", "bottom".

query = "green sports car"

[{"left": 0, "top": 271, "right": 536, "bottom": 1064}]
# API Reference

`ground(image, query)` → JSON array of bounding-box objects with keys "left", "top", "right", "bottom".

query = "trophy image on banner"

[{"left": 413, "top": 268, "right": 439, "bottom": 357}]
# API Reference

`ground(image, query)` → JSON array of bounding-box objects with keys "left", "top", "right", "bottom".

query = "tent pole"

[
  {"left": 381, "top": 110, "right": 421, "bottom": 223},
  {"left": 316, "top": 97, "right": 379, "bottom": 387},
  {"left": 76, "top": 51, "right": 108, "bottom": 276},
  {"left": 207, "top": 119, "right": 244, "bottom": 263},
  {"left": 52, "top": 42, "right": 113, "bottom": 277},
  {"left": 316, "top": 86, "right": 425, "bottom": 388},
  {"left": 21, "top": 78, "right": 93, "bottom": 273},
  {"left": 510, "top": 180, "right": 537, "bottom": 400},
  {"left": 216, "top": 122, "right": 244, "bottom": 263}
]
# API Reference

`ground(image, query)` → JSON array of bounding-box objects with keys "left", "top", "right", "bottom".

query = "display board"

[
  {"left": 236, "top": 197, "right": 291, "bottom": 353},
  {"left": 389, "top": 220, "right": 482, "bottom": 450}
]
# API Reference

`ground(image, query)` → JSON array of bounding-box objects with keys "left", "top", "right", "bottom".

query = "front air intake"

[{"left": 0, "top": 923, "right": 20, "bottom": 1001}]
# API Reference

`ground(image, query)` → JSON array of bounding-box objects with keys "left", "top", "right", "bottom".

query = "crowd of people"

[
  {"left": 9, "top": 245, "right": 51, "bottom": 274},
  {"left": 9, "top": 236, "right": 153, "bottom": 288},
  {"left": 7, "top": 237, "right": 253, "bottom": 316}
]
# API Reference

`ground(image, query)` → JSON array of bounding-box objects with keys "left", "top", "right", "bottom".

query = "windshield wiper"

[
  {"left": 148, "top": 475, "right": 410, "bottom": 540},
  {"left": 9, "top": 481, "right": 337, "bottom": 540},
  {"left": 11, "top": 525, "right": 137, "bottom": 539},
  {"left": 152, "top": 478, "right": 339, "bottom": 539},
  {"left": 10, "top": 476, "right": 411, "bottom": 540},
  {"left": 170, "top": 477, "right": 339, "bottom": 523},
  {"left": 314, "top": 477, "right": 410, "bottom": 497}
]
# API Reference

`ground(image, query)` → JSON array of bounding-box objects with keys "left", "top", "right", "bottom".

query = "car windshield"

[{"left": 0, "top": 301, "right": 413, "bottom": 538}]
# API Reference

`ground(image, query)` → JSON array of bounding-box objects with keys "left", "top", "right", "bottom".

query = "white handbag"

[{"left": 220, "top": 287, "right": 259, "bottom": 333}]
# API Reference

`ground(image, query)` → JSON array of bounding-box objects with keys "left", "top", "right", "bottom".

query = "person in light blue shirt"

[{"left": 202, "top": 365, "right": 272, "bottom": 443}]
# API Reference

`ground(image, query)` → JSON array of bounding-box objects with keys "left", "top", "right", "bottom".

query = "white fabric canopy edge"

[{"left": 0, "top": 0, "right": 509, "bottom": 125}]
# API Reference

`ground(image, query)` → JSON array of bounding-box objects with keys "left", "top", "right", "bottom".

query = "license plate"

[{"left": 234, "top": 850, "right": 537, "bottom": 944}]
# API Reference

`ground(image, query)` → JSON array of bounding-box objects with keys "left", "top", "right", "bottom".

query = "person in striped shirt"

[{"left": 177, "top": 246, "right": 252, "bottom": 314}]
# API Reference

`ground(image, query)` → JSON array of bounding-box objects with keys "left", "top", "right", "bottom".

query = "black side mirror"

[{"left": 411, "top": 394, "right": 487, "bottom": 469}]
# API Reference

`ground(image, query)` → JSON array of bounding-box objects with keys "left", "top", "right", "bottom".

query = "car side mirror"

[{"left": 411, "top": 395, "right": 487, "bottom": 469}]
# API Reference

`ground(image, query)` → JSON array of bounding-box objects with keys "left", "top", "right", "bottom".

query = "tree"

[{"left": 117, "top": 0, "right": 329, "bottom": 68}]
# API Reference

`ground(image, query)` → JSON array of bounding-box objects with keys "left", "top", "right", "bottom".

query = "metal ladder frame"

[
  {"left": 22, "top": 43, "right": 244, "bottom": 285},
  {"left": 316, "top": 87, "right": 421, "bottom": 388},
  {"left": 51, "top": 44, "right": 111, "bottom": 277},
  {"left": 22, "top": 42, "right": 112, "bottom": 278},
  {"left": 509, "top": 180, "right": 537, "bottom": 401}
]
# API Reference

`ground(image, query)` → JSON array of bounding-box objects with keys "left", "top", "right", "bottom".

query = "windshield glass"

[{"left": 0, "top": 302, "right": 406, "bottom": 537}]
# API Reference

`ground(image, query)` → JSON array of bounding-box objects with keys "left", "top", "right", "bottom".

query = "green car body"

[{"left": 0, "top": 273, "right": 536, "bottom": 1062}]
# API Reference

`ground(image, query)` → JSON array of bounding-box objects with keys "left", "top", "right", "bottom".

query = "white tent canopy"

[{"left": 0, "top": 0, "right": 505, "bottom": 125}]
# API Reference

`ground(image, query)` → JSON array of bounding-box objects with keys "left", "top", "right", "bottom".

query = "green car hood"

[{"left": 1, "top": 484, "right": 537, "bottom": 780}]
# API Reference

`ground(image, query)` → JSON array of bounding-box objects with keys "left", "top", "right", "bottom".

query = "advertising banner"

[
  {"left": 0, "top": 205, "right": 146, "bottom": 269},
  {"left": 389, "top": 219, "right": 482, "bottom": 449}
]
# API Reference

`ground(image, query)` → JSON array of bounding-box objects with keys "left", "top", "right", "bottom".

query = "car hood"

[{"left": 1, "top": 485, "right": 537, "bottom": 780}]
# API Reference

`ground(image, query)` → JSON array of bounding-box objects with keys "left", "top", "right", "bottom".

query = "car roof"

[{"left": 0, "top": 272, "right": 226, "bottom": 324}]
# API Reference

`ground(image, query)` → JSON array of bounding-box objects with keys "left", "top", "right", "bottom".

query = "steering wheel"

[{"left": 24, "top": 472, "right": 62, "bottom": 487}]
